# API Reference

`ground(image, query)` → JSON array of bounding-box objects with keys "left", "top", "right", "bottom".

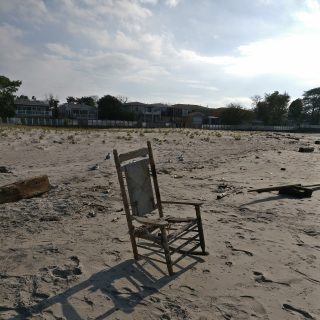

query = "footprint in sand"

[
  {"left": 179, "top": 285, "right": 196, "bottom": 294},
  {"left": 225, "top": 241, "right": 253, "bottom": 256},
  {"left": 253, "top": 271, "right": 290, "bottom": 286},
  {"left": 212, "top": 295, "right": 268, "bottom": 320},
  {"left": 283, "top": 303, "right": 315, "bottom": 320},
  {"left": 50, "top": 256, "right": 82, "bottom": 280}
]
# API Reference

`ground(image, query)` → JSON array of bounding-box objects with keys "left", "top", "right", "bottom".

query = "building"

[
  {"left": 122, "top": 102, "right": 216, "bottom": 127},
  {"left": 205, "top": 116, "right": 220, "bottom": 125},
  {"left": 123, "top": 102, "right": 203, "bottom": 126},
  {"left": 59, "top": 103, "right": 98, "bottom": 120},
  {"left": 14, "top": 98, "right": 51, "bottom": 118},
  {"left": 122, "top": 102, "right": 168, "bottom": 124},
  {"left": 171, "top": 104, "right": 215, "bottom": 127},
  {"left": 184, "top": 111, "right": 205, "bottom": 128}
]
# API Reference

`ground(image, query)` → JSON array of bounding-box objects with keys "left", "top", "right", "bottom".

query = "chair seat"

[
  {"left": 165, "top": 216, "right": 196, "bottom": 223},
  {"left": 134, "top": 217, "right": 198, "bottom": 243}
]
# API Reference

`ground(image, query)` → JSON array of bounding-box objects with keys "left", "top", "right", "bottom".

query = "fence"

[
  {"left": 2, "top": 117, "right": 320, "bottom": 132},
  {"left": 0, "top": 117, "right": 179, "bottom": 128},
  {"left": 202, "top": 124, "right": 320, "bottom": 132},
  {"left": 202, "top": 124, "right": 296, "bottom": 131},
  {"left": 1, "top": 117, "right": 139, "bottom": 128}
]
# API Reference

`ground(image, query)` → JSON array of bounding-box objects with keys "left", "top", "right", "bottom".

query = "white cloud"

[
  {"left": 225, "top": 34, "right": 320, "bottom": 86},
  {"left": 46, "top": 43, "right": 77, "bottom": 58},
  {"left": 123, "top": 65, "right": 170, "bottom": 83},
  {"left": 0, "top": 0, "right": 47, "bottom": 15},
  {"left": 115, "top": 32, "right": 140, "bottom": 50},
  {"left": 176, "top": 30, "right": 320, "bottom": 89},
  {"left": 305, "top": 0, "right": 320, "bottom": 10},
  {"left": 179, "top": 49, "right": 235, "bottom": 65},
  {"left": 0, "top": 24, "right": 88, "bottom": 99},
  {"left": 0, "top": 23, "right": 23, "bottom": 39},
  {"left": 165, "top": 0, "right": 182, "bottom": 8},
  {"left": 214, "top": 96, "right": 253, "bottom": 108},
  {"left": 257, "top": 0, "right": 272, "bottom": 4},
  {"left": 188, "top": 84, "right": 219, "bottom": 91},
  {"left": 102, "top": 0, "right": 153, "bottom": 19},
  {"left": 60, "top": 0, "right": 153, "bottom": 21},
  {"left": 0, "top": 0, "right": 51, "bottom": 25},
  {"left": 181, "top": 80, "right": 219, "bottom": 92},
  {"left": 295, "top": 0, "right": 320, "bottom": 30},
  {"left": 141, "top": 33, "right": 167, "bottom": 58},
  {"left": 0, "top": 24, "right": 31, "bottom": 64},
  {"left": 67, "top": 22, "right": 110, "bottom": 47},
  {"left": 139, "top": 0, "right": 158, "bottom": 5}
]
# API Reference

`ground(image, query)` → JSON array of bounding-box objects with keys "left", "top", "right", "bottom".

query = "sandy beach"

[{"left": 0, "top": 126, "right": 319, "bottom": 320}]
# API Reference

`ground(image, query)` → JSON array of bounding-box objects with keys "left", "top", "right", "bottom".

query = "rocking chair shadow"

[{"left": 10, "top": 258, "right": 202, "bottom": 320}]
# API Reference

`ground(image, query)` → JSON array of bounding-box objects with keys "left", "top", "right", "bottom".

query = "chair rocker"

[{"left": 113, "top": 141, "right": 207, "bottom": 275}]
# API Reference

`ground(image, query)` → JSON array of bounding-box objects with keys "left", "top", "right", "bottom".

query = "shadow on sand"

[
  {"left": 12, "top": 257, "right": 202, "bottom": 319},
  {"left": 241, "top": 194, "right": 301, "bottom": 207}
]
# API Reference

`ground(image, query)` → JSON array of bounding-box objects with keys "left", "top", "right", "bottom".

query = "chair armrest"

[
  {"left": 161, "top": 200, "right": 203, "bottom": 207},
  {"left": 133, "top": 216, "right": 169, "bottom": 227}
]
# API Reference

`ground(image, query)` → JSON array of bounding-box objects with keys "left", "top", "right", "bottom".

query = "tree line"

[
  {"left": 219, "top": 89, "right": 320, "bottom": 125},
  {"left": 0, "top": 75, "right": 132, "bottom": 120},
  {"left": 1, "top": 74, "right": 320, "bottom": 125}
]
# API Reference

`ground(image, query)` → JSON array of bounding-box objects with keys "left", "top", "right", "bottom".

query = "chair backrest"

[
  {"left": 114, "top": 141, "right": 163, "bottom": 220},
  {"left": 124, "top": 159, "right": 155, "bottom": 216}
]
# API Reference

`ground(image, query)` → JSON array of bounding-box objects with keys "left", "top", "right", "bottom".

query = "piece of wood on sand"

[
  {"left": 298, "top": 146, "right": 314, "bottom": 153},
  {"left": 0, "top": 175, "right": 50, "bottom": 204},
  {"left": 248, "top": 183, "right": 316, "bottom": 198}
]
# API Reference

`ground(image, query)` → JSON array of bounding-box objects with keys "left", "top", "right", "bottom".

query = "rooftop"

[{"left": 14, "top": 98, "right": 49, "bottom": 106}]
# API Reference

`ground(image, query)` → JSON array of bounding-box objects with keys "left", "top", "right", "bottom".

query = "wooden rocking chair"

[{"left": 113, "top": 141, "right": 207, "bottom": 275}]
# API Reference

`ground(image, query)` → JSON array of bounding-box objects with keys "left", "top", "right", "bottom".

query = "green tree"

[
  {"left": 0, "top": 75, "right": 22, "bottom": 119},
  {"left": 66, "top": 96, "right": 96, "bottom": 107},
  {"left": 254, "top": 91, "right": 290, "bottom": 125},
  {"left": 288, "top": 98, "right": 303, "bottom": 124},
  {"left": 48, "top": 94, "right": 59, "bottom": 119},
  {"left": 117, "top": 95, "right": 128, "bottom": 104},
  {"left": 221, "top": 103, "right": 255, "bottom": 125},
  {"left": 66, "top": 96, "right": 77, "bottom": 104},
  {"left": 251, "top": 94, "right": 262, "bottom": 108},
  {"left": 302, "top": 87, "right": 320, "bottom": 124},
  {"left": 98, "top": 95, "right": 133, "bottom": 120},
  {"left": 77, "top": 96, "right": 96, "bottom": 107}
]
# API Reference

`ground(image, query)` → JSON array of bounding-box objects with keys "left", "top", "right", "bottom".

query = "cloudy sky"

[{"left": 1, "top": 0, "right": 320, "bottom": 107}]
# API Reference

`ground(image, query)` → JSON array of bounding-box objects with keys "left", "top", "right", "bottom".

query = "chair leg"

[
  {"left": 195, "top": 205, "right": 206, "bottom": 254},
  {"left": 160, "top": 226, "right": 174, "bottom": 275},
  {"left": 130, "top": 234, "right": 139, "bottom": 260}
]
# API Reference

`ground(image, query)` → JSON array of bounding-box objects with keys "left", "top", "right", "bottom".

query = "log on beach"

[
  {"left": 298, "top": 147, "right": 314, "bottom": 153},
  {"left": 0, "top": 175, "right": 50, "bottom": 204}
]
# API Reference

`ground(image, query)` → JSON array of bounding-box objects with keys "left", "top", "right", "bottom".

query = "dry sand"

[{"left": 0, "top": 126, "right": 319, "bottom": 320}]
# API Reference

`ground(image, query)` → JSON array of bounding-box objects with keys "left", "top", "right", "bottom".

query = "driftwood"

[
  {"left": 0, "top": 166, "right": 11, "bottom": 173},
  {"left": 0, "top": 175, "right": 50, "bottom": 204},
  {"left": 299, "top": 147, "right": 314, "bottom": 153},
  {"left": 278, "top": 186, "right": 313, "bottom": 198},
  {"left": 249, "top": 183, "right": 320, "bottom": 199}
]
